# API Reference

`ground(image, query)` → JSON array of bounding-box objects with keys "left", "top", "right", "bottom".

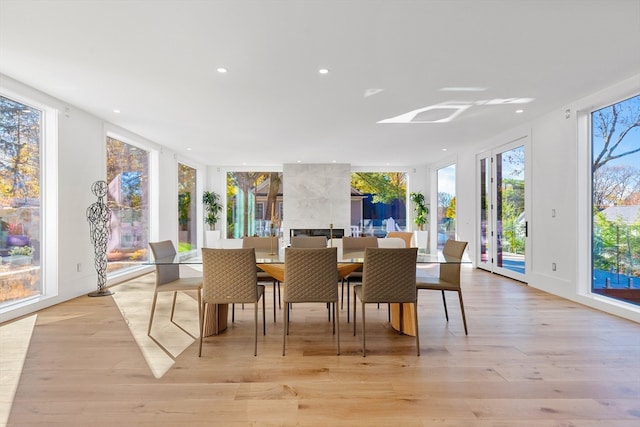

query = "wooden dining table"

[{"left": 256, "top": 261, "right": 362, "bottom": 283}]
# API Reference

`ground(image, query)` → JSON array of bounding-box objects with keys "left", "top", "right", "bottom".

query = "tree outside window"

[
  {"left": 591, "top": 94, "right": 640, "bottom": 306},
  {"left": 0, "top": 95, "right": 42, "bottom": 305}
]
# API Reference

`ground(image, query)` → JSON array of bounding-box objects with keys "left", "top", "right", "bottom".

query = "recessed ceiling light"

[
  {"left": 113, "top": 109, "right": 120, "bottom": 113},
  {"left": 332, "top": 160, "right": 336, "bottom": 163},
  {"left": 318, "top": 68, "right": 329, "bottom": 75},
  {"left": 186, "top": 147, "right": 192, "bottom": 151},
  {"left": 442, "top": 148, "right": 447, "bottom": 151},
  {"left": 515, "top": 109, "right": 524, "bottom": 114},
  {"left": 217, "top": 67, "right": 228, "bottom": 73}
]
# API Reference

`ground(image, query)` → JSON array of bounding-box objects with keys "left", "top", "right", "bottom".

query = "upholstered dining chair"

[
  {"left": 385, "top": 231, "right": 414, "bottom": 248},
  {"left": 282, "top": 247, "right": 340, "bottom": 355},
  {"left": 200, "top": 248, "right": 265, "bottom": 356},
  {"left": 341, "top": 236, "right": 378, "bottom": 322},
  {"left": 147, "top": 240, "right": 203, "bottom": 336},
  {"left": 416, "top": 239, "right": 469, "bottom": 335},
  {"left": 242, "top": 236, "right": 280, "bottom": 322},
  {"left": 290, "top": 236, "right": 327, "bottom": 248},
  {"left": 353, "top": 247, "right": 419, "bottom": 357}
]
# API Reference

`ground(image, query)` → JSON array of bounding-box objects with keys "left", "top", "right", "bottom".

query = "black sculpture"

[{"left": 87, "top": 180, "right": 113, "bottom": 297}]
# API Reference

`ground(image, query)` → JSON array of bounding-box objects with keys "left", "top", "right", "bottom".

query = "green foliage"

[
  {"left": 9, "top": 246, "right": 33, "bottom": 256},
  {"left": 177, "top": 242, "right": 192, "bottom": 253},
  {"left": 178, "top": 192, "right": 190, "bottom": 229},
  {"left": 409, "top": 192, "right": 428, "bottom": 230},
  {"left": 351, "top": 172, "right": 406, "bottom": 204},
  {"left": 593, "top": 209, "right": 640, "bottom": 275},
  {"left": 203, "top": 190, "right": 223, "bottom": 229},
  {"left": 0, "top": 96, "right": 41, "bottom": 202}
]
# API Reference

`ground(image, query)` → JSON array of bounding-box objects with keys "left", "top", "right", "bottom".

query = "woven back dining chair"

[
  {"left": 340, "top": 236, "right": 379, "bottom": 322},
  {"left": 353, "top": 247, "right": 419, "bottom": 357},
  {"left": 385, "top": 231, "right": 414, "bottom": 248},
  {"left": 147, "top": 240, "right": 202, "bottom": 337},
  {"left": 242, "top": 236, "right": 280, "bottom": 322},
  {"left": 282, "top": 247, "right": 340, "bottom": 355},
  {"left": 290, "top": 236, "right": 327, "bottom": 248},
  {"left": 416, "top": 239, "right": 469, "bottom": 335},
  {"left": 200, "top": 248, "right": 265, "bottom": 356}
]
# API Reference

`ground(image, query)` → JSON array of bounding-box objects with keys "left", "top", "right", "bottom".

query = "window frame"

[
  {"left": 0, "top": 88, "right": 58, "bottom": 314},
  {"left": 577, "top": 87, "right": 640, "bottom": 313}
]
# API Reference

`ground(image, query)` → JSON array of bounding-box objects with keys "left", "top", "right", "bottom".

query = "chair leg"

[
  {"left": 197, "top": 289, "right": 202, "bottom": 337},
  {"left": 262, "top": 293, "right": 266, "bottom": 335},
  {"left": 282, "top": 302, "right": 289, "bottom": 356},
  {"left": 361, "top": 302, "right": 367, "bottom": 357},
  {"left": 253, "top": 301, "right": 258, "bottom": 356},
  {"left": 277, "top": 281, "right": 281, "bottom": 309},
  {"left": 457, "top": 290, "right": 468, "bottom": 335},
  {"left": 441, "top": 290, "right": 449, "bottom": 321},
  {"left": 170, "top": 291, "right": 177, "bottom": 322},
  {"left": 335, "top": 301, "right": 340, "bottom": 355},
  {"left": 232, "top": 303, "right": 235, "bottom": 323},
  {"left": 198, "top": 302, "right": 206, "bottom": 357},
  {"left": 352, "top": 289, "right": 357, "bottom": 336},
  {"left": 272, "top": 282, "right": 277, "bottom": 323},
  {"left": 147, "top": 292, "right": 158, "bottom": 336},
  {"left": 414, "top": 301, "right": 420, "bottom": 356},
  {"left": 346, "top": 279, "right": 351, "bottom": 323}
]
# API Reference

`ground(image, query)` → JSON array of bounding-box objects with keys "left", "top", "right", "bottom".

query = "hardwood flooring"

[{"left": 1, "top": 267, "right": 639, "bottom": 426}]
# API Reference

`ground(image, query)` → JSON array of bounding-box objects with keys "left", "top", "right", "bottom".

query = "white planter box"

[
  {"left": 414, "top": 230, "right": 429, "bottom": 253},
  {"left": 204, "top": 230, "right": 221, "bottom": 248}
]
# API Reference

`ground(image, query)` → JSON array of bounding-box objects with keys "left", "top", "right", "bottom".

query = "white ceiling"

[{"left": 1, "top": 0, "right": 639, "bottom": 167}]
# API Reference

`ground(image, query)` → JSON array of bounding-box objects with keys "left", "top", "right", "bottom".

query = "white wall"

[
  {"left": 2, "top": 71, "right": 638, "bottom": 323},
  {"left": 451, "top": 73, "right": 640, "bottom": 323},
  {"left": 0, "top": 74, "right": 206, "bottom": 322}
]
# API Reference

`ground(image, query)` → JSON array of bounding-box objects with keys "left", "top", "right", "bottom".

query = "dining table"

[{"left": 149, "top": 249, "right": 469, "bottom": 337}]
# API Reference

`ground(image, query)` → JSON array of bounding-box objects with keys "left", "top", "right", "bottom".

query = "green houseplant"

[
  {"left": 409, "top": 192, "right": 428, "bottom": 231},
  {"left": 202, "top": 190, "right": 223, "bottom": 230},
  {"left": 9, "top": 245, "right": 33, "bottom": 265}
]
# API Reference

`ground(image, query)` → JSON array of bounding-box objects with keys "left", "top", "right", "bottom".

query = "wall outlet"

[{"left": 76, "top": 263, "right": 82, "bottom": 272}]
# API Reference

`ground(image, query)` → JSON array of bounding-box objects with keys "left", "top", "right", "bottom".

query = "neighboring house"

[{"left": 601, "top": 205, "right": 640, "bottom": 224}]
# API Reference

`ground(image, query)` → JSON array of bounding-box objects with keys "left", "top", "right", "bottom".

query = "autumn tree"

[
  {"left": 593, "top": 165, "right": 640, "bottom": 208},
  {"left": 592, "top": 95, "right": 640, "bottom": 173},
  {"left": 350, "top": 172, "right": 406, "bottom": 204},
  {"left": 0, "top": 96, "right": 41, "bottom": 204}
]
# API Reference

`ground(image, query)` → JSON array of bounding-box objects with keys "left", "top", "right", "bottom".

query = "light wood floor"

[{"left": 1, "top": 267, "right": 639, "bottom": 426}]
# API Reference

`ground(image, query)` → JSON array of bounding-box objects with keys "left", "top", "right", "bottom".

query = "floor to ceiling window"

[
  {"left": 477, "top": 141, "right": 528, "bottom": 281},
  {"left": 106, "top": 136, "right": 150, "bottom": 274},
  {"left": 437, "top": 164, "right": 456, "bottom": 249},
  {"left": 591, "top": 94, "right": 640, "bottom": 306},
  {"left": 350, "top": 172, "right": 407, "bottom": 237},
  {"left": 178, "top": 163, "right": 197, "bottom": 253},
  {"left": 0, "top": 95, "right": 42, "bottom": 306},
  {"left": 226, "top": 172, "right": 282, "bottom": 238}
]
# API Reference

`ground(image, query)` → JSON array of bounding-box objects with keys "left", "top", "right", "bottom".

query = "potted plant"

[
  {"left": 9, "top": 245, "right": 33, "bottom": 265},
  {"left": 203, "top": 191, "right": 223, "bottom": 247},
  {"left": 410, "top": 192, "right": 429, "bottom": 252}
]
